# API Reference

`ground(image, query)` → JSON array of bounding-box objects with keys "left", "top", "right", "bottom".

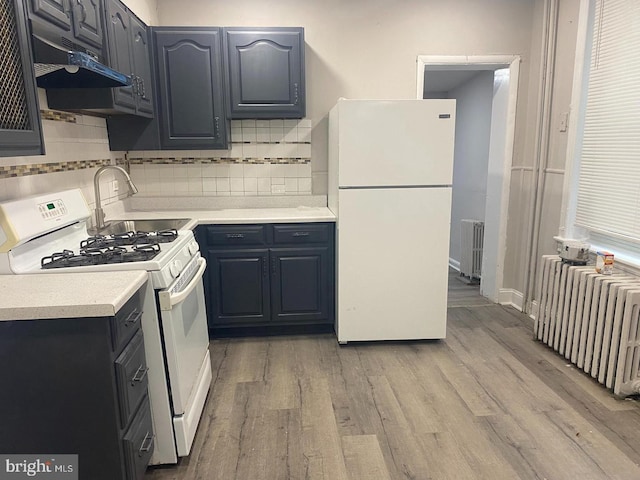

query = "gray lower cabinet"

[
  {"left": 107, "top": 27, "right": 229, "bottom": 150},
  {"left": 224, "top": 27, "right": 305, "bottom": 119},
  {"left": 0, "top": 0, "right": 44, "bottom": 157},
  {"left": 46, "top": 0, "right": 154, "bottom": 117},
  {"left": 0, "top": 287, "right": 154, "bottom": 480},
  {"left": 196, "top": 223, "right": 334, "bottom": 334}
]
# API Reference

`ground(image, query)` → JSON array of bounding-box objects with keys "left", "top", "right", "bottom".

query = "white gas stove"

[{"left": 0, "top": 189, "right": 211, "bottom": 466}]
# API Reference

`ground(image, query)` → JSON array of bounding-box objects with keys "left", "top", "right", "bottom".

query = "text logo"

[{"left": 0, "top": 456, "right": 77, "bottom": 480}]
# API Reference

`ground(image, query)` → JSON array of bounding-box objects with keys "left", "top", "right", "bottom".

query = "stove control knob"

[
  {"left": 188, "top": 240, "right": 199, "bottom": 255},
  {"left": 170, "top": 260, "right": 183, "bottom": 278}
]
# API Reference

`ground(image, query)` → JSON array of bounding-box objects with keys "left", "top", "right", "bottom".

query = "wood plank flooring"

[{"left": 146, "top": 275, "right": 640, "bottom": 480}]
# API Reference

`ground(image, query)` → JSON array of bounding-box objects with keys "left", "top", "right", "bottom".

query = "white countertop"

[
  {"left": 0, "top": 271, "right": 148, "bottom": 321},
  {"left": 109, "top": 206, "right": 336, "bottom": 230}
]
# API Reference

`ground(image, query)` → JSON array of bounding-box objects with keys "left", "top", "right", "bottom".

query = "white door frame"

[{"left": 416, "top": 55, "right": 521, "bottom": 303}]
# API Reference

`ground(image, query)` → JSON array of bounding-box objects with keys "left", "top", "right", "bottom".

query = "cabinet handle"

[
  {"left": 291, "top": 231, "right": 310, "bottom": 237},
  {"left": 272, "top": 258, "right": 276, "bottom": 275},
  {"left": 131, "top": 365, "right": 149, "bottom": 384},
  {"left": 140, "top": 78, "right": 146, "bottom": 98},
  {"left": 225, "top": 233, "right": 244, "bottom": 239},
  {"left": 131, "top": 75, "right": 138, "bottom": 95},
  {"left": 76, "top": 0, "right": 87, "bottom": 22},
  {"left": 263, "top": 259, "right": 267, "bottom": 278},
  {"left": 293, "top": 83, "right": 299, "bottom": 106},
  {"left": 214, "top": 117, "right": 220, "bottom": 139},
  {"left": 63, "top": 0, "right": 72, "bottom": 17},
  {"left": 124, "top": 309, "right": 142, "bottom": 327},
  {"left": 139, "top": 432, "right": 154, "bottom": 455}
]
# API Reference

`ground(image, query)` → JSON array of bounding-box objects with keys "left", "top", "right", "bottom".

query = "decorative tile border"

[
  {"left": 40, "top": 109, "right": 77, "bottom": 123},
  {"left": 126, "top": 157, "right": 310, "bottom": 165},
  {"left": 0, "top": 159, "right": 112, "bottom": 179},
  {"left": 231, "top": 141, "right": 312, "bottom": 145}
]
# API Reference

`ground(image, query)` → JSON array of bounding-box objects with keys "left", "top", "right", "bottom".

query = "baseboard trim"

[
  {"left": 449, "top": 258, "right": 460, "bottom": 271},
  {"left": 498, "top": 288, "right": 524, "bottom": 311}
]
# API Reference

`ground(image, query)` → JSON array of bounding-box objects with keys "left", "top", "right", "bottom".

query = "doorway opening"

[{"left": 416, "top": 55, "right": 520, "bottom": 305}]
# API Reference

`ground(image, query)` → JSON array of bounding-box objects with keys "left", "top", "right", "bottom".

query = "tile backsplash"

[
  {"left": 1, "top": 90, "right": 315, "bottom": 207},
  {"left": 127, "top": 119, "right": 313, "bottom": 197},
  {"left": 0, "top": 91, "right": 124, "bottom": 208}
]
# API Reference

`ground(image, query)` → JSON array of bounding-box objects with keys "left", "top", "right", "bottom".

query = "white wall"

[
  {"left": 446, "top": 71, "right": 494, "bottom": 267},
  {"left": 482, "top": 69, "right": 511, "bottom": 300}
]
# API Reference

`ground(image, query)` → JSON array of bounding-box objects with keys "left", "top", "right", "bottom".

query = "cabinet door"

[
  {"left": 224, "top": 27, "right": 305, "bottom": 118},
  {"left": 207, "top": 249, "right": 270, "bottom": 326},
  {"left": 29, "top": 0, "right": 72, "bottom": 30},
  {"left": 154, "top": 28, "right": 228, "bottom": 149},
  {"left": 71, "top": 0, "right": 103, "bottom": 50},
  {"left": 105, "top": 0, "right": 135, "bottom": 113},
  {"left": 130, "top": 15, "right": 154, "bottom": 117},
  {"left": 0, "top": 0, "right": 44, "bottom": 157},
  {"left": 270, "top": 247, "right": 331, "bottom": 323}
]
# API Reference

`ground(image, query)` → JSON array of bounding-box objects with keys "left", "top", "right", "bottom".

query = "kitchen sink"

[{"left": 95, "top": 218, "right": 191, "bottom": 235}]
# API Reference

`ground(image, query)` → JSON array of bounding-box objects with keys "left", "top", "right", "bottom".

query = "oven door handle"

[{"left": 158, "top": 257, "right": 207, "bottom": 311}]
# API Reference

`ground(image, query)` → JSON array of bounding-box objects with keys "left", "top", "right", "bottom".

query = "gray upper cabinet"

[
  {"left": 224, "top": 27, "right": 305, "bottom": 119},
  {"left": 154, "top": 28, "right": 228, "bottom": 149},
  {"left": 105, "top": 0, "right": 153, "bottom": 117},
  {"left": 29, "top": 0, "right": 72, "bottom": 31},
  {"left": 72, "top": 0, "right": 103, "bottom": 49},
  {"left": 27, "top": 0, "right": 104, "bottom": 57},
  {"left": 46, "top": 0, "right": 153, "bottom": 117},
  {"left": 107, "top": 0, "right": 135, "bottom": 112},
  {"left": 130, "top": 15, "right": 153, "bottom": 116},
  {"left": 0, "top": 0, "right": 44, "bottom": 157}
]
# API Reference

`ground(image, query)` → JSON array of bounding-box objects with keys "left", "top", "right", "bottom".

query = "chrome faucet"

[{"left": 92, "top": 165, "right": 138, "bottom": 231}]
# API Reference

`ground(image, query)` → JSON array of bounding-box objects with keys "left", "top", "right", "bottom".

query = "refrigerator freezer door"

[
  {"left": 337, "top": 99, "right": 455, "bottom": 188},
  {"left": 336, "top": 187, "right": 451, "bottom": 342}
]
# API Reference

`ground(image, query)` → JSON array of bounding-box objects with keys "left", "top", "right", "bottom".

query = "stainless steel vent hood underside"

[{"left": 33, "top": 35, "right": 131, "bottom": 89}]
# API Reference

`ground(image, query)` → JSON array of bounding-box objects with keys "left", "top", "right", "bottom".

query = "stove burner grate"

[
  {"left": 41, "top": 243, "right": 162, "bottom": 269},
  {"left": 80, "top": 229, "right": 178, "bottom": 249}
]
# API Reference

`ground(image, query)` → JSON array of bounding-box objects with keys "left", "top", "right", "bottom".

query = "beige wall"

[
  {"left": 502, "top": 0, "right": 581, "bottom": 300},
  {"left": 122, "top": 0, "right": 159, "bottom": 25},
  {"left": 157, "top": 0, "right": 539, "bottom": 197}
]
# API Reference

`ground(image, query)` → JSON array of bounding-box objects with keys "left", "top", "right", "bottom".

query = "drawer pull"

[
  {"left": 124, "top": 309, "right": 142, "bottom": 327},
  {"left": 226, "top": 233, "right": 245, "bottom": 239},
  {"left": 139, "top": 432, "right": 154, "bottom": 455},
  {"left": 131, "top": 365, "right": 149, "bottom": 385},
  {"left": 292, "top": 232, "right": 310, "bottom": 237}
]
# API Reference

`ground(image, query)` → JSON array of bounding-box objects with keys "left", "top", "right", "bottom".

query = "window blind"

[{"left": 576, "top": 0, "right": 640, "bottom": 244}]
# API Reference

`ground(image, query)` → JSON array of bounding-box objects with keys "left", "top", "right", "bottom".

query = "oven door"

[{"left": 157, "top": 253, "right": 211, "bottom": 455}]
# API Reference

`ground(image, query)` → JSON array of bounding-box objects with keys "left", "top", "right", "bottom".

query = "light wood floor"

[{"left": 146, "top": 273, "right": 640, "bottom": 480}]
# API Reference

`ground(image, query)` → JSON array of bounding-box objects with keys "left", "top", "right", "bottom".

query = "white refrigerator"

[{"left": 328, "top": 99, "right": 456, "bottom": 343}]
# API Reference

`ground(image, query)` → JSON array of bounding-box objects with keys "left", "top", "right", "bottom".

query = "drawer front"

[
  {"left": 123, "top": 397, "right": 154, "bottom": 480},
  {"left": 206, "top": 225, "right": 267, "bottom": 246},
  {"left": 273, "top": 224, "right": 332, "bottom": 244},
  {"left": 111, "top": 289, "right": 143, "bottom": 352},
  {"left": 115, "top": 330, "right": 149, "bottom": 429}
]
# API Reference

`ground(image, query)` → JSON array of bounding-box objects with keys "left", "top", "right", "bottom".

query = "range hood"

[{"left": 32, "top": 35, "right": 131, "bottom": 89}]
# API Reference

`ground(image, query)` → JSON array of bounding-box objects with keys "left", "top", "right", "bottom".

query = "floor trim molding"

[{"left": 498, "top": 288, "right": 524, "bottom": 311}]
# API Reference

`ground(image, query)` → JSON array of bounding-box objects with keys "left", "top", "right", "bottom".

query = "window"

[{"left": 570, "top": 0, "right": 640, "bottom": 262}]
